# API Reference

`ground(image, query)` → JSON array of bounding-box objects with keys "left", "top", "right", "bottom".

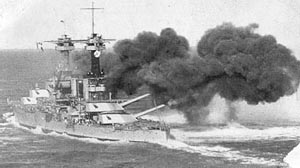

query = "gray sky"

[{"left": 0, "top": 0, "right": 300, "bottom": 59}]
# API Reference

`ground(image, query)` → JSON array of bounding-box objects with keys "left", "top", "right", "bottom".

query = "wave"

[
  {"left": 1, "top": 112, "right": 14, "bottom": 121},
  {"left": 149, "top": 122, "right": 298, "bottom": 166},
  {"left": 171, "top": 122, "right": 300, "bottom": 143},
  {"left": 3, "top": 114, "right": 18, "bottom": 126},
  {"left": 150, "top": 139, "right": 285, "bottom": 166},
  {"left": 54, "top": 132, "right": 131, "bottom": 145},
  {"left": 0, "top": 136, "right": 22, "bottom": 141},
  {"left": 0, "top": 123, "right": 10, "bottom": 126},
  {"left": 0, "top": 127, "right": 11, "bottom": 133},
  {"left": 2, "top": 112, "right": 292, "bottom": 166},
  {"left": 41, "top": 129, "right": 131, "bottom": 145}
]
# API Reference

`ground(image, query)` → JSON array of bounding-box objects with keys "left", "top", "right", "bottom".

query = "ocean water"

[
  {"left": 0, "top": 113, "right": 299, "bottom": 168},
  {"left": 0, "top": 51, "right": 299, "bottom": 168}
]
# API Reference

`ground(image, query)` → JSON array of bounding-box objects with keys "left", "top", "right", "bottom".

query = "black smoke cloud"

[
  {"left": 195, "top": 23, "right": 300, "bottom": 104},
  {"left": 106, "top": 28, "right": 189, "bottom": 96},
  {"left": 78, "top": 23, "right": 300, "bottom": 124}
]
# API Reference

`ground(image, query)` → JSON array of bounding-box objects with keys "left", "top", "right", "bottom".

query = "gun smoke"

[{"left": 73, "top": 23, "right": 300, "bottom": 125}]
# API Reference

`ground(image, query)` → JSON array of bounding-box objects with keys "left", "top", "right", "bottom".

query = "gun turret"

[
  {"left": 134, "top": 104, "right": 165, "bottom": 118},
  {"left": 119, "top": 93, "right": 150, "bottom": 107}
]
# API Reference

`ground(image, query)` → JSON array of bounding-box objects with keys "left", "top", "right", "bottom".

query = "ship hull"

[{"left": 14, "top": 108, "right": 170, "bottom": 142}]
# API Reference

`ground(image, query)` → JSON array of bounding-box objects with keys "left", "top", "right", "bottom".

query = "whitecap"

[
  {"left": 171, "top": 122, "right": 300, "bottom": 143},
  {"left": 0, "top": 123, "right": 10, "bottom": 126},
  {"left": 147, "top": 122, "right": 298, "bottom": 166},
  {"left": 151, "top": 139, "right": 284, "bottom": 166},
  {"left": 0, "top": 136, "right": 22, "bottom": 141},
  {"left": 2, "top": 112, "right": 14, "bottom": 119},
  {"left": 0, "top": 127, "right": 10, "bottom": 133}
]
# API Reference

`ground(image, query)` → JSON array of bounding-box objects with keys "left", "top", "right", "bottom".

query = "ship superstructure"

[{"left": 9, "top": 2, "right": 171, "bottom": 142}]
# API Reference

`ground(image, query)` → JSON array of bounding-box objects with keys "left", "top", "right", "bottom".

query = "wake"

[
  {"left": 2, "top": 112, "right": 295, "bottom": 166},
  {"left": 172, "top": 122, "right": 300, "bottom": 143},
  {"left": 151, "top": 139, "right": 285, "bottom": 166},
  {"left": 149, "top": 122, "right": 299, "bottom": 166}
]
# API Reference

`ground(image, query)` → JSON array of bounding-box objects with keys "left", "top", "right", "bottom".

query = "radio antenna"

[{"left": 81, "top": 1, "right": 104, "bottom": 34}]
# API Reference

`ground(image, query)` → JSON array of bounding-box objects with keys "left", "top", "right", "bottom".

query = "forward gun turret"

[
  {"left": 119, "top": 93, "right": 150, "bottom": 107},
  {"left": 134, "top": 104, "right": 165, "bottom": 118}
]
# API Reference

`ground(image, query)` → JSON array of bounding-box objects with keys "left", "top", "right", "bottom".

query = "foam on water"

[
  {"left": 150, "top": 121, "right": 299, "bottom": 166},
  {"left": 2, "top": 112, "right": 14, "bottom": 119},
  {"left": 0, "top": 123, "right": 10, "bottom": 126},
  {"left": 1, "top": 112, "right": 291, "bottom": 166},
  {"left": 0, "top": 127, "right": 10, "bottom": 133},
  {"left": 59, "top": 133, "right": 131, "bottom": 145},
  {"left": 0, "top": 136, "right": 22, "bottom": 141},
  {"left": 151, "top": 139, "right": 285, "bottom": 166},
  {"left": 30, "top": 126, "right": 44, "bottom": 134},
  {"left": 42, "top": 130, "right": 131, "bottom": 145},
  {"left": 3, "top": 114, "right": 19, "bottom": 127},
  {"left": 172, "top": 122, "right": 300, "bottom": 143}
]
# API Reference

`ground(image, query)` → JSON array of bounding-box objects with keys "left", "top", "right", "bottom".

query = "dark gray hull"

[{"left": 14, "top": 109, "right": 170, "bottom": 142}]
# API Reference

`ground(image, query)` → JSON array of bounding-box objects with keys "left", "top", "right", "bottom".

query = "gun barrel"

[
  {"left": 119, "top": 93, "right": 150, "bottom": 107},
  {"left": 134, "top": 104, "right": 165, "bottom": 118}
]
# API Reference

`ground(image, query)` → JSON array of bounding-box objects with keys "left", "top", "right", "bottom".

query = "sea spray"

[
  {"left": 171, "top": 123, "right": 300, "bottom": 143},
  {"left": 205, "top": 94, "right": 238, "bottom": 124},
  {"left": 2, "top": 112, "right": 293, "bottom": 166},
  {"left": 137, "top": 120, "right": 297, "bottom": 166},
  {"left": 0, "top": 123, "right": 10, "bottom": 126},
  {"left": 150, "top": 138, "right": 284, "bottom": 166}
]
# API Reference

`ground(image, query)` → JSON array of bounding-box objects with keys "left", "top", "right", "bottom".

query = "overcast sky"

[
  {"left": 0, "top": 0, "right": 300, "bottom": 59},
  {"left": 1, "top": 0, "right": 300, "bottom": 120}
]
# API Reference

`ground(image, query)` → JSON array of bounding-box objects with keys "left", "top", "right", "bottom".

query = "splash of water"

[
  {"left": 1, "top": 112, "right": 293, "bottom": 166},
  {"left": 151, "top": 122, "right": 299, "bottom": 166},
  {"left": 171, "top": 123, "right": 300, "bottom": 142},
  {"left": 150, "top": 138, "right": 284, "bottom": 166}
]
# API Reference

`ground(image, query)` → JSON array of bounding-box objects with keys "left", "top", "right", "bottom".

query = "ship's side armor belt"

[
  {"left": 65, "top": 118, "right": 74, "bottom": 128},
  {"left": 45, "top": 113, "right": 53, "bottom": 122}
]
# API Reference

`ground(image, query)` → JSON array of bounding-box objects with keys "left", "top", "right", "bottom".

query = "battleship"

[{"left": 8, "top": 2, "right": 171, "bottom": 142}]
